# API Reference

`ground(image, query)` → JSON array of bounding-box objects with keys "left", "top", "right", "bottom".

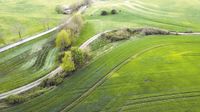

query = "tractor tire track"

[{"left": 60, "top": 43, "right": 175, "bottom": 112}]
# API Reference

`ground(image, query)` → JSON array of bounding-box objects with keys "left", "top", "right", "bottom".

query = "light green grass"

[
  {"left": 3, "top": 35, "right": 200, "bottom": 112},
  {"left": 0, "top": 0, "right": 78, "bottom": 46},
  {"left": 70, "top": 39, "right": 200, "bottom": 112},
  {"left": 75, "top": 0, "right": 200, "bottom": 45},
  {"left": 2, "top": 0, "right": 200, "bottom": 111}
]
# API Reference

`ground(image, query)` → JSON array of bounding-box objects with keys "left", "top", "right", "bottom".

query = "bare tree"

[
  {"left": 12, "top": 23, "right": 25, "bottom": 39},
  {"left": 0, "top": 32, "right": 6, "bottom": 45}
]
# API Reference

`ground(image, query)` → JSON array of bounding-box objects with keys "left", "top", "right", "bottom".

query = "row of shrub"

[
  {"left": 102, "top": 29, "right": 131, "bottom": 42},
  {"left": 101, "top": 9, "right": 118, "bottom": 16},
  {"left": 40, "top": 47, "right": 90, "bottom": 88},
  {"left": 89, "top": 27, "right": 171, "bottom": 51},
  {"left": 5, "top": 87, "right": 48, "bottom": 105}
]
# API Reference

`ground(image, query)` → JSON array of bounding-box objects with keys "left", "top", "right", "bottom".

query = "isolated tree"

[
  {"left": 12, "top": 23, "right": 25, "bottom": 39},
  {"left": 101, "top": 10, "right": 108, "bottom": 16},
  {"left": 56, "top": 29, "right": 73, "bottom": 51},
  {"left": 0, "top": 32, "right": 6, "bottom": 45},
  {"left": 111, "top": 9, "right": 117, "bottom": 14},
  {"left": 61, "top": 51, "right": 75, "bottom": 72}
]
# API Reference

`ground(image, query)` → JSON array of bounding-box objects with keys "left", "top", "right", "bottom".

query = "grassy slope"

[
  {"left": 71, "top": 39, "right": 200, "bottom": 112},
  {"left": 0, "top": 32, "right": 59, "bottom": 93},
  {"left": 0, "top": 0, "right": 77, "bottom": 46},
  {"left": 2, "top": 0, "right": 200, "bottom": 111},
  {"left": 74, "top": 0, "right": 200, "bottom": 46},
  {"left": 4, "top": 35, "right": 200, "bottom": 112}
]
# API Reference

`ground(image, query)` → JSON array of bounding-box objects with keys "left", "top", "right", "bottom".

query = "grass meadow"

[
  {"left": 1, "top": 0, "right": 200, "bottom": 112},
  {"left": 0, "top": 0, "right": 77, "bottom": 46},
  {"left": 3, "top": 35, "right": 200, "bottom": 112}
]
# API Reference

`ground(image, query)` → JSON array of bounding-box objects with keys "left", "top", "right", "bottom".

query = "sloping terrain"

[
  {"left": 3, "top": 35, "right": 200, "bottom": 112},
  {"left": 1, "top": 0, "right": 200, "bottom": 112},
  {"left": 0, "top": 0, "right": 78, "bottom": 46}
]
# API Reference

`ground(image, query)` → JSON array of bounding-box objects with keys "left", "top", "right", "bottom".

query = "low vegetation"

[
  {"left": 102, "top": 29, "right": 131, "bottom": 42},
  {"left": 100, "top": 9, "right": 118, "bottom": 16},
  {"left": 4, "top": 87, "right": 49, "bottom": 105}
]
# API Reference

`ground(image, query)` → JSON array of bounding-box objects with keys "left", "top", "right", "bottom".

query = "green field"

[
  {"left": 0, "top": 0, "right": 77, "bottom": 46},
  {"left": 3, "top": 35, "right": 200, "bottom": 112},
  {"left": 76, "top": 0, "right": 200, "bottom": 45},
  {"left": 1, "top": 0, "right": 200, "bottom": 111}
]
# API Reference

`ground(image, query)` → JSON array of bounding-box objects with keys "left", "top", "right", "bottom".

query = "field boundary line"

[
  {"left": 120, "top": 92, "right": 200, "bottom": 111},
  {"left": 60, "top": 43, "right": 175, "bottom": 112}
]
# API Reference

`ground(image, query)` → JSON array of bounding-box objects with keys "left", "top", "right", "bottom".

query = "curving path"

[
  {"left": 0, "top": 29, "right": 110, "bottom": 100},
  {"left": 0, "top": 28, "right": 200, "bottom": 100},
  {"left": 0, "top": 5, "right": 87, "bottom": 53}
]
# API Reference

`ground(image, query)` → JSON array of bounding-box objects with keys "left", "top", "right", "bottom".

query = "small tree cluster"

[
  {"left": 61, "top": 47, "right": 89, "bottom": 71},
  {"left": 100, "top": 9, "right": 118, "bottom": 16}
]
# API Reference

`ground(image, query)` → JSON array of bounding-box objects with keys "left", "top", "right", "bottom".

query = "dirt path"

[
  {"left": 0, "top": 6, "right": 87, "bottom": 53},
  {"left": 0, "top": 27, "right": 105, "bottom": 100}
]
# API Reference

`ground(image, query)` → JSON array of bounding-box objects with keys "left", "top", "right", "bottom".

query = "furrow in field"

[
  {"left": 120, "top": 91, "right": 200, "bottom": 111},
  {"left": 60, "top": 43, "right": 173, "bottom": 112}
]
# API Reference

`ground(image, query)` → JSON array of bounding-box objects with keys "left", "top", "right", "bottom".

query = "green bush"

[
  {"left": 40, "top": 75, "right": 64, "bottom": 87},
  {"left": 101, "top": 10, "right": 108, "bottom": 16},
  {"left": 5, "top": 95, "right": 26, "bottom": 105},
  {"left": 102, "top": 29, "right": 131, "bottom": 42},
  {"left": 61, "top": 51, "right": 75, "bottom": 72},
  {"left": 111, "top": 9, "right": 117, "bottom": 14}
]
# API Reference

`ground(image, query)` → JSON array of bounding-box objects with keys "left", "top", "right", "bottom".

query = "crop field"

[
  {"left": 3, "top": 35, "right": 200, "bottom": 112},
  {"left": 0, "top": 0, "right": 77, "bottom": 46},
  {"left": 0, "top": 32, "right": 59, "bottom": 93},
  {"left": 1, "top": 0, "right": 200, "bottom": 112}
]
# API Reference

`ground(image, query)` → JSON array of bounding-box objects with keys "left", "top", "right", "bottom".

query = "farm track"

[
  {"left": 0, "top": 5, "right": 87, "bottom": 53},
  {"left": 60, "top": 43, "right": 176, "bottom": 112},
  {"left": 120, "top": 91, "right": 200, "bottom": 111},
  {"left": 1, "top": 27, "right": 200, "bottom": 99}
]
